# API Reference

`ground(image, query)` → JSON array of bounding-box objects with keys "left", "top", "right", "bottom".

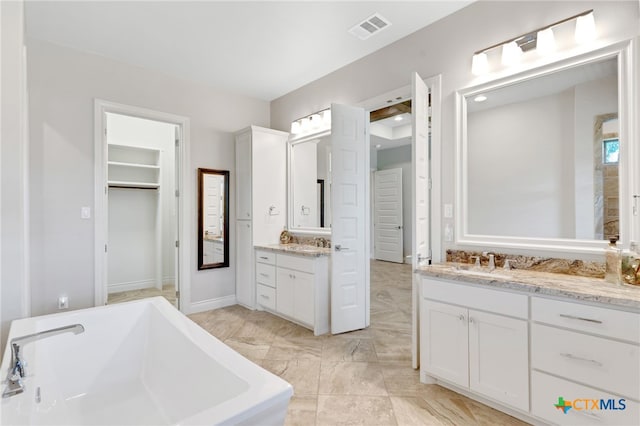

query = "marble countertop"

[
  {"left": 254, "top": 243, "right": 331, "bottom": 257},
  {"left": 417, "top": 263, "right": 640, "bottom": 310}
]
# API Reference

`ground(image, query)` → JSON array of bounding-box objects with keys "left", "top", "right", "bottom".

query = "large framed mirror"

[
  {"left": 288, "top": 130, "right": 332, "bottom": 234},
  {"left": 455, "top": 42, "right": 635, "bottom": 254},
  {"left": 198, "top": 168, "right": 229, "bottom": 269}
]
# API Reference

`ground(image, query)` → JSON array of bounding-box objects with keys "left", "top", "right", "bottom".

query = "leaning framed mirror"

[
  {"left": 197, "top": 168, "right": 230, "bottom": 269},
  {"left": 455, "top": 41, "right": 635, "bottom": 254}
]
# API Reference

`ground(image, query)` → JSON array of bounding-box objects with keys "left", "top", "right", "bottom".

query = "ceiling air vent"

[{"left": 348, "top": 13, "right": 392, "bottom": 40}]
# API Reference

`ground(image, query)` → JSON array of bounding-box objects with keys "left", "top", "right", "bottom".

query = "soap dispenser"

[{"left": 605, "top": 236, "right": 622, "bottom": 285}]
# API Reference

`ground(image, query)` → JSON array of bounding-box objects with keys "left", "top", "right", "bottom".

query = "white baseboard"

[
  {"left": 163, "top": 276, "right": 176, "bottom": 286},
  {"left": 185, "top": 294, "right": 236, "bottom": 315},
  {"left": 108, "top": 279, "right": 156, "bottom": 294},
  {"left": 405, "top": 255, "right": 413, "bottom": 264}
]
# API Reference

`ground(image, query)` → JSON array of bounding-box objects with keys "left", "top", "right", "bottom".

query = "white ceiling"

[{"left": 24, "top": 1, "right": 473, "bottom": 101}]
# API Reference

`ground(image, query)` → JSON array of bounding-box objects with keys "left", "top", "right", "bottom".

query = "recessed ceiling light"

[
  {"left": 394, "top": 116, "right": 403, "bottom": 121},
  {"left": 375, "top": 144, "right": 382, "bottom": 149},
  {"left": 474, "top": 95, "right": 488, "bottom": 103}
]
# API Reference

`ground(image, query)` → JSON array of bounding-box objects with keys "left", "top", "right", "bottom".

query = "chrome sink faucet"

[{"left": 3, "top": 324, "right": 85, "bottom": 398}]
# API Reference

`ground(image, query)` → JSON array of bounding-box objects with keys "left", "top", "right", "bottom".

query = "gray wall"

[
  {"left": 376, "top": 145, "right": 412, "bottom": 260},
  {"left": 27, "top": 38, "right": 270, "bottom": 316},
  {"left": 1, "top": 0, "right": 29, "bottom": 350},
  {"left": 271, "top": 0, "right": 639, "bottom": 259}
]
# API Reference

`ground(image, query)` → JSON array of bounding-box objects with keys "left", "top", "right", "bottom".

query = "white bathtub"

[{"left": 0, "top": 297, "right": 292, "bottom": 425}]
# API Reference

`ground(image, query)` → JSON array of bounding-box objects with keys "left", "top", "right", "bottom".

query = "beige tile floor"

[
  {"left": 189, "top": 260, "right": 529, "bottom": 426},
  {"left": 107, "top": 283, "right": 177, "bottom": 306}
]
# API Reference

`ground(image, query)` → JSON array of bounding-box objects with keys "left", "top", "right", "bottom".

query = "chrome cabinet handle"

[
  {"left": 559, "top": 314, "right": 603, "bottom": 324},
  {"left": 260, "top": 294, "right": 269, "bottom": 299},
  {"left": 259, "top": 256, "right": 268, "bottom": 260},
  {"left": 259, "top": 273, "right": 269, "bottom": 277},
  {"left": 334, "top": 244, "right": 349, "bottom": 251},
  {"left": 469, "top": 317, "right": 475, "bottom": 324},
  {"left": 560, "top": 353, "right": 603, "bottom": 367},
  {"left": 458, "top": 314, "right": 465, "bottom": 321}
]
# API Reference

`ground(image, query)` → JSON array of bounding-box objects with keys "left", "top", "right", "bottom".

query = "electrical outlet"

[
  {"left": 81, "top": 206, "right": 91, "bottom": 219},
  {"left": 444, "top": 204, "right": 453, "bottom": 218},
  {"left": 58, "top": 295, "right": 69, "bottom": 310}
]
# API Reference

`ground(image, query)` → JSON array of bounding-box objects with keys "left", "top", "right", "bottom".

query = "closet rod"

[{"left": 108, "top": 185, "right": 159, "bottom": 190}]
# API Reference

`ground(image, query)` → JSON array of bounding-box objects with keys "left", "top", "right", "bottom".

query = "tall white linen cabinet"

[{"left": 235, "top": 126, "right": 289, "bottom": 308}]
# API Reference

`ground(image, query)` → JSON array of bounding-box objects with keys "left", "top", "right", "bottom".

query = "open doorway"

[
  {"left": 370, "top": 101, "right": 412, "bottom": 264},
  {"left": 104, "top": 113, "right": 179, "bottom": 307},
  {"left": 94, "top": 100, "right": 190, "bottom": 311}
]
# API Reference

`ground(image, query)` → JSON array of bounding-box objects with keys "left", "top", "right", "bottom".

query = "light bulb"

[
  {"left": 575, "top": 12, "right": 595, "bottom": 44},
  {"left": 501, "top": 41, "right": 522, "bottom": 66},
  {"left": 471, "top": 52, "right": 489, "bottom": 76},
  {"left": 290, "top": 120, "right": 301, "bottom": 134},
  {"left": 536, "top": 28, "right": 556, "bottom": 56}
]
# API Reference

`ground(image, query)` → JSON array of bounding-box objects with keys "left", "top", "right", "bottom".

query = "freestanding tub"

[{"left": 0, "top": 297, "right": 292, "bottom": 425}]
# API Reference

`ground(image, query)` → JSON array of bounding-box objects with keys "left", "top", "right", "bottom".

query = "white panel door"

[
  {"left": 469, "top": 310, "right": 529, "bottom": 411},
  {"left": 412, "top": 72, "right": 430, "bottom": 368},
  {"left": 422, "top": 300, "right": 469, "bottom": 388},
  {"left": 331, "top": 103, "right": 369, "bottom": 334},
  {"left": 374, "top": 168, "right": 403, "bottom": 263}
]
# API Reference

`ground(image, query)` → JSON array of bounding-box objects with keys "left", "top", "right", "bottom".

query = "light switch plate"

[
  {"left": 81, "top": 206, "right": 91, "bottom": 219},
  {"left": 444, "top": 204, "right": 453, "bottom": 218}
]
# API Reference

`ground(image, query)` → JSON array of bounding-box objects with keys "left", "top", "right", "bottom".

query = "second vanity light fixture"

[
  {"left": 290, "top": 108, "right": 331, "bottom": 137},
  {"left": 471, "top": 9, "right": 596, "bottom": 76}
]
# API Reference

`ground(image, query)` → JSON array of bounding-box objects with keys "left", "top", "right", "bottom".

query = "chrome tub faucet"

[{"left": 3, "top": 324, "right": 85, "bottom": 398}]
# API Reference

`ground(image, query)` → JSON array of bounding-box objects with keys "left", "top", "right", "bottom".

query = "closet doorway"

[{"left": 94, "top": 101, "right": 190, "bottom": 311}]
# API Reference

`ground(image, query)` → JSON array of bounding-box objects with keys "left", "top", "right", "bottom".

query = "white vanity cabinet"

[
  {"left": 255, "top": 249, "right": 329, "bottom": 335},
  {"left": 234, "top": 126, "right": 288, "bottom": 309},
  {"left": 420, "top": 272, "right": 640, "bottom": 425},
  {"left": 421, "top": 278, "right": 529, "bottom": 412},
  {"left": 530, "top": 297, "right": 640, "bottom": 426}
]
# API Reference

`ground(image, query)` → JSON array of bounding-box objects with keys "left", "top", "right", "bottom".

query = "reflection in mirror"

[
  {"left": 464, "top": 56, "right": 619, "bottom": 241},
  {"left": 290, "top": 134, "right": 332, "bottom": 230},
  {"left": 198, "top": 168, "right": 229, "bottom": 269}
]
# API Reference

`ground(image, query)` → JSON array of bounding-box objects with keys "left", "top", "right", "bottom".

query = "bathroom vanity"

[
  {"left": 254, "top": 245, "right": 330, "bottom": 335},
  {"left": 418, "top": 264, "right": 640, "bottom": 426}
]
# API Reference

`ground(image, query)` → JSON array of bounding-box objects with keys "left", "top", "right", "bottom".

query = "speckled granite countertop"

[
  {"left": 417, "top": 263, "right": 640, "bottom": 310},
  {"left": 254, "top": 243, "right": 331, "bottom": 257}
]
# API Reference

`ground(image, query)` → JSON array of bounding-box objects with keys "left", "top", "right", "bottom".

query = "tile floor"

[
  {"left": 189, "top": 260, "right": 529, "bottom": 425},
  {"left": 107, "top": 283, "right": 177, "bottom": 306}
]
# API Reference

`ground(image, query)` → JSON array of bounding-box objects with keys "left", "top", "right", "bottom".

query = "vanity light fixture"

[
  {"left": 471, "top": 9, "right": 595, "bottom": 76},
  {"left": 394, "top": 115, "right": 404, "bottom": 121},
  {"left": 473, "top": 95, "right": 487, "bottom": 103},
  {"left": 290, "top": 107, "right": 331, "bottom": 136}
]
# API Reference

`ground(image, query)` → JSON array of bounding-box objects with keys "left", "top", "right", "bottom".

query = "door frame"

[
  {"left": 93, "top": 99, "right": 191, "bottom": 311},
  {"left": 358, "top": 77, "right": 442, "bottom": 264}
]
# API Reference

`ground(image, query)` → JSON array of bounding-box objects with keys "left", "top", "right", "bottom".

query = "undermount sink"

[
  {"left": 286, "top": 245, "right": 323, "bottom": 252},
  {"left": 449, "top": 265, "right": 513, "bottom": 280}
]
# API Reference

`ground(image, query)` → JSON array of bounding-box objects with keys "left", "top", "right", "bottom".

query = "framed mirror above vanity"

[
  {"left": 455, "top": 42, "right": 636, "bottom": 254},
  {"left": 288, "top": 130, "right": 332, "bottom": 234},
  {"left": 197, "top": 168, "right": 229, "bottom": 269}
]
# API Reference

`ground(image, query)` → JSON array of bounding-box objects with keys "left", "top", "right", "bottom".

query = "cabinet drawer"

[
  {"left": 256, "top": 263, "right": 276, "bottom": 287},
  {"left": 421, "top": 278, "right": 528, "bottom": 319},
  {"left": 532, "top": 297, "right": 640, "bottom": 343},
  {"left": 532, "top": 371, "right": 639, "bottom": 426},
  {"left": 277, "top": 254, "right": 315, "bottom": 273},
  {"left": 257, "top": 284, "right": 276, "bottom": 310},
  {"left": 532, "top": 323, "right": 640, "bottom": 400},
  {"left": 255, "top": 250, "right": 276, "bottom": 265}
]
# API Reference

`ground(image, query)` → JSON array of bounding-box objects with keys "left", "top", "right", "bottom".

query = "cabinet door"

[
  {"left": 422, "top": 300, "right": 469, "bottom": 388},
  {"left": 235, "top": 132, "right": 252, "bottom": 220},
  {"left": 276, "top": 268, "right": 295, "bottom": 318},
  {"left": 236, "top": 221, "right": 254, "bottom": 308},
  {"left": 469, "top": 309, "right": 529, "bottom": 412},
  {"left": 293, "top": 270, "right": 315, "bottom": 326}
]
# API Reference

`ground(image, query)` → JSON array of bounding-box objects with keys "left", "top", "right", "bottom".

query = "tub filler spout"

[{"left": 2, "top": 324, "right": 85, "bottom": 398}]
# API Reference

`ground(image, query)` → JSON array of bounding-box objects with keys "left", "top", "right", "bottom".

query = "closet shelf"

[
  {"left": 108, "top": 161, "right": 160, "bottom": 170},
  {"left": 108, "top": 180, "right": 160, "bottom": 189}
]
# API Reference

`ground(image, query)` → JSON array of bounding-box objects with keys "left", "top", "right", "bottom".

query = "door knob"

[
  {"left": 334, "top": 244, "right": 349, "bottom": 251},
  {"left": 397, "top": 226, "right": 402, "bottom": 229}
]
